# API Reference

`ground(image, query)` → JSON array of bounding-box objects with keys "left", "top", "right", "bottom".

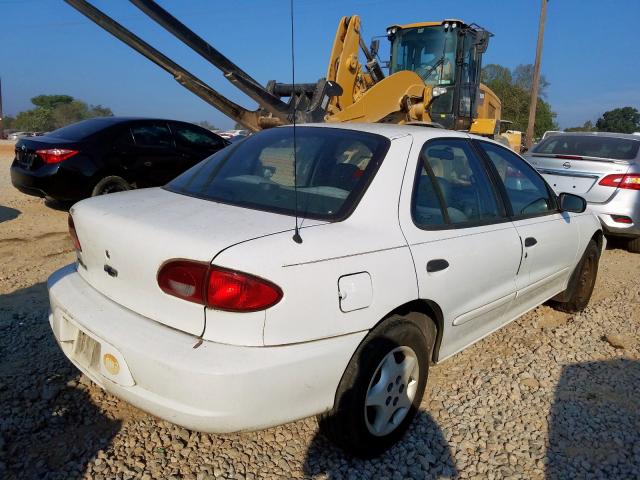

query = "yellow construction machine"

[{"left": 66, "top": 0, "right": 518, "bottom": 148}]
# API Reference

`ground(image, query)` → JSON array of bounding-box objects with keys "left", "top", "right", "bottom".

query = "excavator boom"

[{"left": 65, "top": 1, "right": 510, "bottom": 146}]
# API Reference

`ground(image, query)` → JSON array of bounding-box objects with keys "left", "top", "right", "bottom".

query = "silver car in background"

[{"left": 526, "top": 132, "right": 640, "bottom": 253}]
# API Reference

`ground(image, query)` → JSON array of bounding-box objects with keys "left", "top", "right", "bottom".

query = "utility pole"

[
  {"left": 0, "top": 77, "right": 4, "bottom": 140},
  {"left": 525, "top": 0, "right": 548, "bottom": 150}
]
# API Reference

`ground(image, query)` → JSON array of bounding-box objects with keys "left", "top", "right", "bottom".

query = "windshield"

[
  {"left": 390, "top": 26, "right": 458, "bottom": 86},
  {"left": 46, "top": 118, "right": 113, "bottom": 140},
  {"left": 533, "top": 135, "right": 640, "bottom": 161},
  {"left": 165, "top": 127, "right": 390, "bottom": 221}
]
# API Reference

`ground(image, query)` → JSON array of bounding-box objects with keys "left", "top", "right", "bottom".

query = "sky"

[{"left": 1, "top": 0, "right": 639, "bottom": 130}]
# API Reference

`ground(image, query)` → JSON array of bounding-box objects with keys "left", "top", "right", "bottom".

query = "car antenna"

[{"left": 290, "top": 0, "right": 302, "bottom": 244}]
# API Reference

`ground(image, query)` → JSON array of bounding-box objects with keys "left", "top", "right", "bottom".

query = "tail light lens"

[
  {"left": 157, "top": 261, "right": 283, "bottom": 312},
  {"left": 599, "top": 174, "right": 640, "bottom": 190},
  {"left": 68, "top": 215, "right": 81, "bottom": 251},
  {"left": 36, "top": 148, "right": 79, "bottom": 164},
  {"left": 157, "top": 261, "right": 208, "bottom": 304}
]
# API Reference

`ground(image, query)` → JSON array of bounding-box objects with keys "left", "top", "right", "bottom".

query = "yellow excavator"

[{"left": 65, "top": 0, "right": 520, "bottom": 150}]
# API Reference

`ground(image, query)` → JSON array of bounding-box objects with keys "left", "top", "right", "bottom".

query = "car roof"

[
  {"left": 79, "top": 116, "right": 201, "bottom": 126},
  {"left": 292, "top": 122, "right": 472, "bottom": 142}
]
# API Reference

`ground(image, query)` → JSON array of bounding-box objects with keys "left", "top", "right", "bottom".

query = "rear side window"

[
  {"left": 412, "top": 139, "right": 502, "bottom": 227},
  {"left": 478, "top": 141, "right": 556, "bottom": 217},
  {"left": 131, "top": 123, "right": 173, "bottom": 148},
  {"left": 165, "top": 127, "right": 390, "bottom": 221},
  {"left": 172, "top": 124, "right": 223, "bottom": 149},
  {"left": 533, "top": 135, "right": 640, "bottom": 161}
]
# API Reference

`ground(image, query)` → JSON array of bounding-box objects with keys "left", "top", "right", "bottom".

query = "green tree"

[
  {"left": 565, "top": 120, "right": 596, "bottom": 132},
  {"left": 595, "top": 107, "right": 640, "bottom": 133},
  {"left": 482, "top": 64, "right": 558, "bottom": 139},
  {"left": 11, "top": 94, "right": 112, "bottom": 132},
  {"left": 2, "top": 115, "right": 15, "bottom": 129},
  {"left": 15, "top": 108, "right": 54, "bottom": 131},
  {"left": 196, "top": 120, "right": 217, "bottom": 130},
  {"left": 511, "top": 64, "right": 550, "bottom": 97},
  {"left": 31, "top": 94, "right": 74, "bottom": 109}
]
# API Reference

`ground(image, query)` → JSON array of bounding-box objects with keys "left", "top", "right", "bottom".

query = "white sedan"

[{"left": 48, "top": 123, "right": 603, "bottom": 457}]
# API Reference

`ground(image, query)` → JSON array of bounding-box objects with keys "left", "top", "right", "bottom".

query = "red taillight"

[
  {"left": 598, "top": 174, "right": 640, "bottom": 190},
  {"left": 68, "top": 215, "right": 82, "bottom": 251},
  {"left": 207, "top": 267, "right": 283, "bottom": 312},
  {"left": 554, "top": 154, "right": 583, "bottom": 160},
  {"left": 36, "top": 148, "right": 79, "bottom": 164},
  {"left": 611, "top": 215, "right": 633, "bottom": 224},
  {"left": 157, "top": 261, "right": 283, "bottom": 312}
]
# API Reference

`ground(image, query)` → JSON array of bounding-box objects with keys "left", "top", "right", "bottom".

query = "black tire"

[
  {"left": 552, "top": 240, "right": 600, "bottom": 313},
  {"left": 91, "top": 176, "right": 131, "bottom": 196},
  {"left": 627, "top": 237, "right": 640, "bottom": 254},
  {"left": 319, "top": 313, "right": 435, "bottom": 458}
]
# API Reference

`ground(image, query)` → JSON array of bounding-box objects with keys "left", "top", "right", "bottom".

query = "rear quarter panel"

[{"left": 205, "top": 135, "right": 419, "bottom": 346}]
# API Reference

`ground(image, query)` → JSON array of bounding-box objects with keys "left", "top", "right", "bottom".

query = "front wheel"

[{"left": 319, "top": 313, "right": 434, "bottom": 457}]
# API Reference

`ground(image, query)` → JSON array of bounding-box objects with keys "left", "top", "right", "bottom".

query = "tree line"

[
  {"left": 481, "top": 64, "right": 639, "bottom": 136},
  {"left": 3, "top": 95, "right": 113, "bottom": 132},
  {"left": 4, "top": 82, "right": 639, "bottom": 136}
]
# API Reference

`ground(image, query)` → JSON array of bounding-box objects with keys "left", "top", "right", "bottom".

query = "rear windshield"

[
  {"left": 165, "top": 126, "right": 390, "bottom": 221},
  {"left": 533, "top": 135, "right": 640, "bottom": 161},
  {"left": 47, "top": 118, "right": 113, "bottom": 140}
]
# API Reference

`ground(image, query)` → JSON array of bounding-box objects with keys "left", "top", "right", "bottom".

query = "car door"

[
  {"left": 169, "top": 122, "right": 227, "bottom": 175},
  {"left": 129, "top": 121, "right": 179, "bottom": 185},
  {"left": 474, "top": 140, "right": 580, "bottom": 315},
  {"left": 399, "top": 137, "right": 523, "bottom": 361}
]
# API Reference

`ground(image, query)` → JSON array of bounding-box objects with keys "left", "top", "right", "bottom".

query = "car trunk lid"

[
  {"left": 526, "top": 153, "right": 631, "bottom": 203},
  {"left": 14, "top": 137, "right": 80, "bottom": 171},
  {"left": 70, "top": 187, "right": 316, "bottom": 336}
]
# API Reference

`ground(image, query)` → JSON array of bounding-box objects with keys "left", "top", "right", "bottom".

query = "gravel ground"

[{"left": 1, "top": 144, "right": 639, "bottom": 479}]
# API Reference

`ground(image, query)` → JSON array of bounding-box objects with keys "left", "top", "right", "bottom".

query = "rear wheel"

[
  {"left": 627, "top": 237, "right": 640, "bottom": 254},
  {"left": 319, "top": 313, "right": 434, "bottom": 457},
  {"left": 91, "top": 176, "right": 131, "bottom": 196},
  {"left": 552, "top": 240, "right": 600, "bottom": 313}
]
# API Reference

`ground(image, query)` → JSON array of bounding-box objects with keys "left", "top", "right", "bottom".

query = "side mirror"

[{"left": 559, "top": 192, "right": 587, "bottom": 213}]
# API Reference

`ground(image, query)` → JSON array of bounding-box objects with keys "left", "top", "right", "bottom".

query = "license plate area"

[
  {"left": 17, "top": 150, "right": 35, "bottom": 169},
  {"left": 541, "top": 174, "right": 596, "bottom": 195},
  {"left": 73, "top": 330, "right": 101, "bottom": 369},
  {"left": 52, "top": 308, "right": 136, "bottom": 387}
]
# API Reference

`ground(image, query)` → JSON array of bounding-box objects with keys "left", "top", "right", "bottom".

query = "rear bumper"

[
  {"left": 47, "top": 264, "right": 364, "bottom": 433},
  {"left": 10, "top": 162, "right": 85, "bottom": 201},
  {"left": 588, "top": 189, "right": 640, "bottom": 237}
]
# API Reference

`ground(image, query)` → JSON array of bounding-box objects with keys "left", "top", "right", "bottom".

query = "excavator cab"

[{"left": 387, "top": 20, "right": 491, "bottom": 130}]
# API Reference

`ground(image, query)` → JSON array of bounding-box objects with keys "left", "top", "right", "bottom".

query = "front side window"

[
  {"left": 412, "top": 138, "right": 502, "bottom": 227},
  {"left": 477, "top": 141, "right": 556, "bottom": 217},
  {"left": 390, "top": 26, "right": 458, "bottom": 86},
  {"left": 165, "top": 127, "right": 390, "bottom": 220},
  {"left": 131, "top": 123, "right": 173, "bottom": 148}
]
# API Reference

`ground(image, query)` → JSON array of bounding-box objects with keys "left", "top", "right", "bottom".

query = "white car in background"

[{"left": 48, "top": 123, "right": 602, "bottom": 456}]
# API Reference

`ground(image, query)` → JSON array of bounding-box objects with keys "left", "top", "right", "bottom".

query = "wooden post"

[
  {"left": 525, "top": 0, "right": 548, "bottom": 149},
  {"left": 0, "top": 77, "right": 4, "bottom": 140}
]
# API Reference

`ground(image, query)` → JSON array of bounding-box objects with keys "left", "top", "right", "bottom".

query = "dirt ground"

[{"left": 1, "top": 140, "right": 639, "bottom": 479}]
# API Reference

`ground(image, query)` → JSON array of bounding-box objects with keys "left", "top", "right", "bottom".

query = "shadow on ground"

[
  {"left": 0, "top": 205, "right": 20, "bottom": 223},
  {"left": 44, "top": 198, "right": 73, "bottom": 212},
  {"left": 304, "top": 410, "right": 457, "bottom": 479},
  {"left": 546, "top": 358, "right": 640, "bottom": 478},
  {"left": 0, "top": 282, "right": 120, "bottom": 480}
]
